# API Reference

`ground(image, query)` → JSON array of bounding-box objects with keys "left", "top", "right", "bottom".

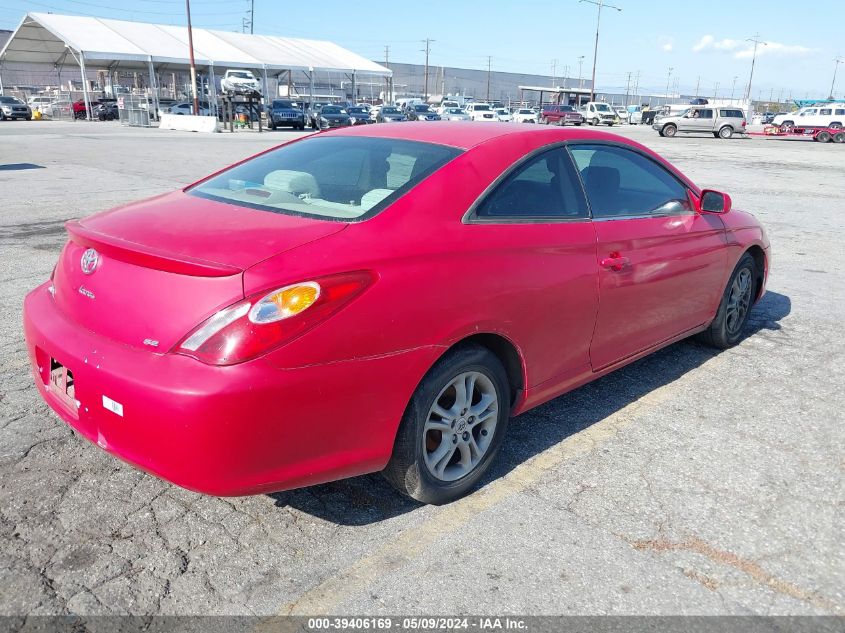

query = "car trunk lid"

[{"left": 52, "top": 191, "right": 347, "bottom": 351}]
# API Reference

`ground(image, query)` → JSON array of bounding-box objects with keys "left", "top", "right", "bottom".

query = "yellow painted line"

[{"left": 272, "top": 357, "right": 703, "bottom": 618}]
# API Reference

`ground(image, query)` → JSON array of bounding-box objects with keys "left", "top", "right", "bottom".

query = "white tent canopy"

[{"left": 0, "top": 12, "right": 392, "bottom": 76}]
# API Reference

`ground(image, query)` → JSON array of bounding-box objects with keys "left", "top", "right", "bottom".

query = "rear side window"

[
  {"left": 719, "top": 109, "right": 743, "bottom": 118},
  {"left": 836, "top": 109, "right": 845, "bottom": 116},
  {"left": 189, "top": 136, "right": 461, "bottom": 221},
  {"left": 569, "top": 144, "right": 691, "bottom": 219},
  {"left": 476, "top": 147, "right": 588, "bottom": 219}
]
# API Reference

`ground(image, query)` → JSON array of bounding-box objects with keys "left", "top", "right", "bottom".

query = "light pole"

[
  {"left": 579, "top": 0, "right": 622, "bottom": 102},
  {"left": 744, "top": 33, "right": 767, "bottom": 107},
  {"left": 577, "top": 55, "right": 585, "bottom": 89},
  {"left": 730, "top": 75, "right": 738, "bottom": 101},
  {"left": 829, "top": 57, "right": 843, "bottom": 100},
  {"left": 185, "top": 0, "right": 199, "bottom": 115}
]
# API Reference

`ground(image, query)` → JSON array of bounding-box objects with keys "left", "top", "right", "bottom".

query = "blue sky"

[{"left": 1, "top": 0, "right": 841, "bottom": 99}]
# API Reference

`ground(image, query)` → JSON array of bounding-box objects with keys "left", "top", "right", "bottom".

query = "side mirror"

[{"left": 700, "top": 189, "right": 732, "bottom": 214}]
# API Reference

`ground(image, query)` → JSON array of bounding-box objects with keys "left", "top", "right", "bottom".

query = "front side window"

[
  {"left": 189, "top": 137, "right": 461, "bottom": 221},
  {"left": 820, "top": 109, "right": 832, "bottom": 115},
  {"left": 475, "top": 148, "right": 587, "bottom": 219},
  {"left": 569, "top": 144, "right": 691, "bottom": 219}
]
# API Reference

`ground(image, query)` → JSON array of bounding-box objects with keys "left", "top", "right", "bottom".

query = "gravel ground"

[{"left": 0, "top": 120, "right": 842, "bottom": 617}]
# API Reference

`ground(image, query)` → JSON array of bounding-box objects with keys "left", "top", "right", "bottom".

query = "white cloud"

[
  {"left": 693, "top": 35, "right": 741, "bottom": 52},
  {"left": 658, "top": 36, "right": 674, "bottom": 53},
  {"left": 734, "top": 42, "right": 816, "bottom": 59},
  {"left": 693, "top": 34, "right": 817, "bottom": 58},
  {"left": 693, "top": 35, "right": 713, "bottom": 52}
]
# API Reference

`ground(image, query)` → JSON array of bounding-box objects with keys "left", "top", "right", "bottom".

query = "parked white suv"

[
  {"left": 220, "top": 69, "right": 262, "bottom": 96},
  {"left": 772, "top": 104, "right": 845, "bottom": 130},
  {"left": 464, "top": 103, "right": 498, "bottom": 122}
]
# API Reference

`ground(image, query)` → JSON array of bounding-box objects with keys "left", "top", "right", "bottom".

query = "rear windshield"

[{"left": 188, "top": 136, "right": 461, "bottom": 221}]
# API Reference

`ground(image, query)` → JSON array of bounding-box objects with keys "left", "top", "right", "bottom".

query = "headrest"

[{"left": 264, "top": 170, "right": 320, "bottom": 197}]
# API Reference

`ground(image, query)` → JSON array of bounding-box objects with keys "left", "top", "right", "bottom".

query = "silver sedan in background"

[{"left": 441, "top": 107, "right": 471, "bottom": 121}]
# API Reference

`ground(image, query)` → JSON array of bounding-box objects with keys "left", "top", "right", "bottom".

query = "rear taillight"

[{"left": 173, "top": 271, "right": 375, "bottom": 365}]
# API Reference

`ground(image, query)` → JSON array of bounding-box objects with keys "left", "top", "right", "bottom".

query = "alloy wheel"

[
  {"left": 726, "top": 268, "right": 753, "bottom": 334},
  {"left": 422, "top": 371, "right": 499, "bottom": 482}
]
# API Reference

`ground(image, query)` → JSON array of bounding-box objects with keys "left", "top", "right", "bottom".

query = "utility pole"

[
  {"left": 185, "top": 0, "right": 199, "bottom": 115},
  {"left": 624, "top": 71, "right": 632, "bottom": 107},
  {"left": 830, "top": 57, "right": 843, "bottom": 100},
  {"left": 694, "top": 75, "right": 700, "bottom": 98},
  {"left": 579, "top": 0, "right": 622, "bottom": 102},
  {"left": 633, "top": 70, "right": 640, "bottom": 105},
  {"left": 384, "top": 45, "right": 389, "bottom": 66},
  {"left": 486, "top": 56, "right": 492, "bottom": 102},
  {"left": 713, "top": 81, "right": 719, "bottom": 101},
  {"left": 421, "top": 38, "right": 434, "bottom": 100},
  {"left": 730, "top": 75, "right": 738, "bottom": 101},
  {"left": 744, "top": 33, "right": 767, "bottom": 106},
  {"left": 551, "top": 59, "right": 558, "bottom": 87},
  {"left": 665, "top": 66, "right": 673, "bottom": 104},
  {"left": 577, "top": 55, "right": 585, "bottom": 89}
]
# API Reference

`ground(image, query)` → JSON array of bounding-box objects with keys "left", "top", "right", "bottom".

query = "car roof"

[{"left": 322, "top": 121, "right": 641, "bottom": 150}]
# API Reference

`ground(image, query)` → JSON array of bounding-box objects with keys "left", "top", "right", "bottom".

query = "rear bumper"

[{"left": 23, "top": 282, "right": 438, "bottom": 496}]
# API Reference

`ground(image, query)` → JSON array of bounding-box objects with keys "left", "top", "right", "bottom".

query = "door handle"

[{"left": 600, "top": 253, "right": 630, "bottom": 271}]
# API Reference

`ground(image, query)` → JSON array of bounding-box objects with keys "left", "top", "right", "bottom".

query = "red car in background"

[
  {"left": 23, "top": 123, "right": 770, "bottom": 504},
  {"left": 72, "top": 98, "right": 101, "bottom": 119},
  {"left": 541, "top": 104, "right": 584, "bottom": 126}
]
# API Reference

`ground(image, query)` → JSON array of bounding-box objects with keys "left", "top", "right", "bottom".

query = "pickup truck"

[
  {"left": 652, "top": 106, "right": 747, "bottom": 139},
  {"left": 540, "top": 105, "right": 583, "bottom": 126}
]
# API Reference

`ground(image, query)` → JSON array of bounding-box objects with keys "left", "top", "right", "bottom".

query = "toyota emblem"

[{"left": 80, "top": 248, "right": 100, "bottom": 275}]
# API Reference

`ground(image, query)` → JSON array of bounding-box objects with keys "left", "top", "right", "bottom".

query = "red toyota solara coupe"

[{"left": 24, "top": 123, "right": 770, "bottom": 504}]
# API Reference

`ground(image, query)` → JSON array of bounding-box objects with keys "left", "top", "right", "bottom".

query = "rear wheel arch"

[{"left": 437, "top": 333, "right": 526, "bottom": 410}]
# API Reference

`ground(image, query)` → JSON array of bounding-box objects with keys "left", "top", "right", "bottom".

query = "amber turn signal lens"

[
  {"left": 270, "top": 285, "right": 318, "bottom": 315},
  {"left": 248, "top": 282, "right": 321, "bottom": 324}
]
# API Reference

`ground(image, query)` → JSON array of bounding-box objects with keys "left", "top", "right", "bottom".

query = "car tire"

[
  {"left": 698, "top": 253, "right": 758, "bottom": 349},
  {"left": 719, "top": 126, "right": 734, "bottom": 139},
  {"left": 662, "top": 123, "right": 677, "bottom": 137},
  {"left": 816, "top": 131, "right": 831, "bottom": 143},
  {"left": 833, "top": 132, "right": 845, "bottom": 143},
  {"left": 383, "top": 344, "right": 511, "bottom": 505}
]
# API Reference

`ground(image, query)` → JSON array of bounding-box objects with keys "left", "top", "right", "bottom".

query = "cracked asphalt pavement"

[{"left": 0, "top": 121, "right": 842, "bottom": 616}]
